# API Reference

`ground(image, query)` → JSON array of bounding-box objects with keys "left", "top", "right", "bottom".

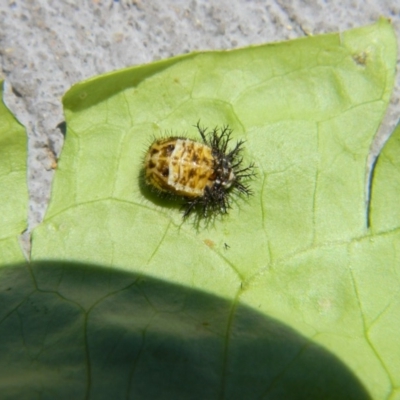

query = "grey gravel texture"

[{"left": 0, "top": 0, "right": 399, "bottom": 232}]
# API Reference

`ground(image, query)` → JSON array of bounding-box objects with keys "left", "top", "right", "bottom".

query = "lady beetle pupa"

[{"left": 143, "top": 122, "right": 255, "bottom": 218}]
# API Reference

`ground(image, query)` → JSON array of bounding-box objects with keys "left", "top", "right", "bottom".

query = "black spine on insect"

[{"left": 183, "top": 121, "right": 256, "bottom": 218}]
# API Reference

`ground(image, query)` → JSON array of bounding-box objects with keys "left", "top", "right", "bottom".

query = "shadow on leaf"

[{"left": 0, "top": 261, "right": 370, "bottom": 400}]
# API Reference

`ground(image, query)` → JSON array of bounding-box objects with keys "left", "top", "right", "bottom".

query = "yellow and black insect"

[{"left": 143, "top": 122, "right": 255, "bottom": 218}]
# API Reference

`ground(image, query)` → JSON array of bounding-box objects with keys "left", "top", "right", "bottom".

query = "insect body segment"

[
  {"left": 145, "top": 138, "right": 215, "bottom": 197},
  {"left": 143, "top": 122, "right": 255, "bottom": 218}
]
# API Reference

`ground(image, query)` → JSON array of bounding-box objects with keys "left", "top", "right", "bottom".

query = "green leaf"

[
  {"left": 5, "top": 19, "right": 397, "bottom": 399},
  {"left": 0, "top": 81, "right": 27, "bottom": 264},
  {"left": 370, "top": 123, "right": 400, "bottom": 232}
]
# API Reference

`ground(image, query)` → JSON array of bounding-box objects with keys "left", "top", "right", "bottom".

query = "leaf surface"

[
  {"left": 0, "top": 81, "right": 27, "bottom": 264},
  {"left": 6, "top": 20, "right": 397, "bottom": 399}
]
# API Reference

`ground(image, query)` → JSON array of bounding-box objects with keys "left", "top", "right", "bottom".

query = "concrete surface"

[{"left": 0, "top": 0, "right": 399, "bottom": 233}]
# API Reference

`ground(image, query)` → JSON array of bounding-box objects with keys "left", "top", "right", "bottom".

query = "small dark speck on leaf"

[{"left": 353, "top": 52, "right": 368, "bottom": 66}]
